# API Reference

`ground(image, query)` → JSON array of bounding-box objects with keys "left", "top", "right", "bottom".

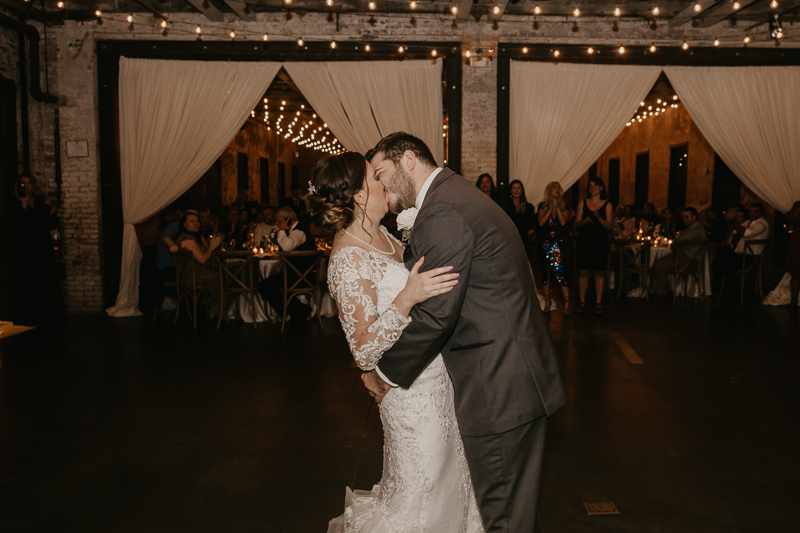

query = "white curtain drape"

[
  {"left": 284, "top": 60, "right": 444, "bottom": 164},
  {"left": 510, "top": 61, "right": 661, "bottom": 204},
  {"left": 107, "top": 58, "right": 282, "bottom": 317},
  {"left": 665, "top": 66, "right": 800, "bottom": 214}
]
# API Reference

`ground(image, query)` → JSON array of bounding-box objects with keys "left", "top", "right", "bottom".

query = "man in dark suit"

[
  {"left": 279, "top": 184, "right": 307, "bottom": 216},
  {"left": 363, "top": 132, "right": 566, "bottom": 532}
]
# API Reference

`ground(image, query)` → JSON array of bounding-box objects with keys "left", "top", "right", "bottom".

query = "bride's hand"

[{"left": 395, "top": 257, "right": 459, "bottom": 314}]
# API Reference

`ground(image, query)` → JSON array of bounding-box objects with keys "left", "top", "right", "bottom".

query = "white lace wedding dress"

[{"left": 326, "top": 227, "right": 484, "bottom": 533}]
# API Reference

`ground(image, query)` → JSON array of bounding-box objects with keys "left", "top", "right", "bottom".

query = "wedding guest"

[
  {"left": 476, "top": 173, "right": 503, "bottom": 207},
  {"left": 176, "top": 212, "right": 223, "bottom": 304},
  {"left": 623, "top": 204, "right": 646, "bottom": 236},
  {"left": 280, "top": 184, "right": 307, "bottom": 216},
  {"left": 538, "top": 182, "right": 570, "bottom": 315},
  {"left": 701, "top": 207, "right": 727, "bottom": 244},
  {"left": 218, "top": 204, "right": 243, "bottom": 241},
  {"left": 254, "top": 205, "right": 278, "bottom": 245},
  {"left": 651, "top": 207, "right": 707, "bottom": 303},
  {"left": 721, "top": 205, "right": 746, "bottom": 250},
  {"left": 575, "top": 177, "right": 613, "bottom": 314},
  {"left": 238, "top": 209, "right": 253, "bottom": 243},
  {"left": 198, "top": 207, "right": 215, "bottom": 237},
  {"left": 7, "top": 173, "right": 65, "bottom": 324},
  {"left": 712, "top": 202, "right": 769, "bottom": 299},
  {"left": 659, "top": 207, "right": 678, "bottom": 239},
  {"left": 642, "top": 202, "right": 658, "bottom": 226},
  {"left": 156, "top": 208, "right": 193, "bottom": 281},
  {"left": 505, "top": 180, "right": 537, "bottom": 259},
  {"left": 784, "top": 200, "right": 800, "bottom": 307},
  {"left": 612, "top": 206, "right": 626, "bottom": 237},
  {"left": 258, "top": 206, "right": 317, "bottom": 323}
]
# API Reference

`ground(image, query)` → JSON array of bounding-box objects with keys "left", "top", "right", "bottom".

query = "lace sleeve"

[{"left": 328, "top": 248, "right": 412, "bottom": 371}]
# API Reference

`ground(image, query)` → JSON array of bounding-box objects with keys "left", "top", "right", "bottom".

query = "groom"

[{"left": 363, "top": 132, "right": 566, "bottom": 532}]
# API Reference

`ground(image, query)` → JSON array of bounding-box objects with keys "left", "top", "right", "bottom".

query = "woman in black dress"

[
  {"left": 575, "top": 177, "right": 613, "bottom": 314},
  {"left": 506, "top": 180, "right": 537, "bottom": 260}
]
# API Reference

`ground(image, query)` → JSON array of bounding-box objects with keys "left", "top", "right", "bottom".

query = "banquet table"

[{"left": 625, "top": 243, "right": 712, "bottom": 299}]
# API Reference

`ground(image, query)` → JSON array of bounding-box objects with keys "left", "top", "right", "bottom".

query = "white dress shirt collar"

[{"left": 415, "top": 167, "right": 444, "bottom": 209}]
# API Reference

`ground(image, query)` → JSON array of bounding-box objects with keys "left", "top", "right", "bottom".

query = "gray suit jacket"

[{"left": 377, "top": 169, "right": 566, "bottom": 437}]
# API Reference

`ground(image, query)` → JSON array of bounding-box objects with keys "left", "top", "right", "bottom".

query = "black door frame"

[
  {"left": 97, "top": 40, "right": 462, "bottom": 308},
  {"left": 495, "top": 44, "right": 800, "bottom": 190}
]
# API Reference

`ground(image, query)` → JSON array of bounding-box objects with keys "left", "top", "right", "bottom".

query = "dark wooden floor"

[{"left": 1, "top": 300, "right": 799, "bottom": 532}]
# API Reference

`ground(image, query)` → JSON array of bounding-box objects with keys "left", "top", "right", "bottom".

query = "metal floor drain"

[{"left": 583, "top": 502, "right": 620, "bottom": 515}]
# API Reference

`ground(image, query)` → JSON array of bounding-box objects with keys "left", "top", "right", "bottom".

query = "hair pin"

[{"left": 308, "top": 180, "right": 318, "bottom": 195}]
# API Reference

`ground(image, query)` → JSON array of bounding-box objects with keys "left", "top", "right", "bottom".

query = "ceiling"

[{"left": 6, "top": 0, "right": 800, "bottom": 29}]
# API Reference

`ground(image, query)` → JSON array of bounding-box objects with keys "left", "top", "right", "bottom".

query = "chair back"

[
  {"left": 280, "top": 250, "right": 325, "bottom": 295},
  {"left": 170, "top": 250, "right": 197, "bottom": 290},
  {"left": 743, "top": 239, "right": 769, "bottom": 258},
  {"left": 674, "top": 240, "right": 708, "bottom": 274}
]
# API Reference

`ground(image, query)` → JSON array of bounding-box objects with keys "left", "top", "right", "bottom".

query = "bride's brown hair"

[{"left": 309, "top": 152, "right": 368, "bottom": 233}]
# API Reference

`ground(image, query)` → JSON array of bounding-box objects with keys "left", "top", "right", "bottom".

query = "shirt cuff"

[{"left": 375, "top": 366, "right": 398, "bottom": 388}]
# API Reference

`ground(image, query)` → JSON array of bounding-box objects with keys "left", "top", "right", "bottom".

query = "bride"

[{"left": 309, "top": 152, "right": 484, "bottom": 533}]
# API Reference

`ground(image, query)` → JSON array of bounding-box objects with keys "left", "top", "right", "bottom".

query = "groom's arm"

[{"left": 376, "top": 203, "right": 474, "bottom": 389}]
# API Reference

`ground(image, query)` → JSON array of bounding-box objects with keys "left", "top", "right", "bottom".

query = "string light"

[
  {"left": 744, "top": 35, "right": 751, "bottom": 43},
  {"left": 733, "top": 2, "right": 741, "bottom": 9},
  {"left": 573, "top": 8, "right": 580, "bottom": 17},
  {"left": 650, "top": 44, "right": 657, "bottom": 52},
  {"left": 587, "top": 47, "right": 594, "bottom": 54},
  {"left": 465, "top": 50, "right": 471, "bottom": 57},
  {"left": 160, "top": 19, "right": 168, "bottom": 28},
  {"left": 57, "top": 1, "right": 64, "bottom": 8},
  {"left": 533, "top": 6, "right": 541, "bottom": 15},
  {"left": 263, "top": 33, "right": 269, "bottom": 41},
  {"left": 284, "top": 0, "right": 292, "bottom": 4},
  {"left": 368, "top": 2, "right": 376, "bottom": 9},
  {"left": 326, "top": 0, "right": 333, "bottom": 5},
  {"left": 431, "top": 49, "right": 437, "bottom": 56},
  {"left": 330, "top": 40, "right": 336, "bottom": 48},
  {"left": 522, "top": 46, "right": 529, "bottom": 53},
  {"left": 230, "top": 31, "right": 236, "bottom": 39},
  {"left": 618, "top": 46, "right": 625, "bottom": 54},
  {"left": 770, "top": 0, "right": 778, "bottom": 8},
  {"left": 614, "top": 7, "right": 621, "bottom": 16},
  {"left": 95, "top": 9, "right": 102, "bottom": 17},
  {"left": 493, "top": 6, "right": 501, "bottom": 14},
  {"left": 410, "top": 1, "right": 417, "bottom": 7},
  {"left": 365, "top": 44, "right": 371, "bottom": 51},
  {"left": 682, "top": 41, "right": 689, "bottom": 50},
  {"left": 297, "top": 38, "right": 304, "bottom": 46},
  {"left": 652, "top": 6, "right": 660, "bottom": 16},
  {"left": 553, "top": 50, "right": 560, "bottom": 57},
  {"left": 126, "top": 14, "right": 133, "bottom": 23},
  {"left": 714, "top": 38, "right": 720, "bottom": 46},
  {"left": 694, "top": 3, "right": 702, "bottom": 12},
  {"left": 399, "top": 46, "right": 405, "bottom": 53},
  {"left": 450, "top": 6, "right": 458, "bottom": 15}
]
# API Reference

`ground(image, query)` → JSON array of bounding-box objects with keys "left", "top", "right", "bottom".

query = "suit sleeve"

[{"left": 376, "top": 203, "right": 474, "bottom": 388}]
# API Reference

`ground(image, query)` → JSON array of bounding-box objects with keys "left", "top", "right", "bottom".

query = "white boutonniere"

[{"left": 396, "top": 207, "right": 418, "bottom": 243}]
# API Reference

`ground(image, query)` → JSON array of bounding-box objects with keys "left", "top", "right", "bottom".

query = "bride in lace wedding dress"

[{"left": 309, "top": 153, "right": 484, "bottom": 533}]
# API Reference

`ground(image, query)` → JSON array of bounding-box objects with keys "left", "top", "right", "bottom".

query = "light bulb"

[
  {"left": 733, "top": 2, "right": 741, "bottom": 9},
  {"left": 368, "top": 2, "right": 376, "bottom": 9},
  {"left": 652, "top": 6, "right": 660, "bottom": 15},
  {"left": 533, "top": 6, "right": 541, "bottom": 14},
  {"left": 771, "top": 0, "right": 778, "bottom": 8},
  {"left": 694, "top": 3, "right": 702, "bottom": 12},
  {"left": 161, "top": 20, "right": 167, "bottom": 28},
  {"left": 465, "top": 50, "right": 471, "bottom": 58},
  {"left": 127, "top": 14, "right": 133, "bottom": 23},
  {"left": 522, "top": 47, "right": 529, "bottom": 53},
  {"left": 618, "top": 46, "right": 625, "bottom": 54},
  {"left": 554, "top": 50, "right": 560, "bottom": 57},
  {"left": 682, "top": 41, "right": 689, "bottom": 50},
  {"left": 672, "top": 95, "right": 677, "bottom": 100},
  {"left": 284, "top": 0, "right": 291, "bottom": 4},
  {"left": 411, "top": 1, "right": 417, "bottom": 8},
  {"left": 196, "top": 26, "right": 202, "bottom": 34},
  {"left": 649, "top": 45, "right": 657, "bottom": 52},
  {"left": 493, "top": 6, "right": 500, "bottom": 14},
  {"left": 263, "top": 33, "right": 269, "bottom": 41},
  {"left": 230, "top": 31, "right": 236, "bottom": 39},
  {"left": 614, "top": 7, "right": 621, "bottom": 16},
  {"left": 326, "top": 0, "right": 333, "bottom": 5},
  {"left": 744, "top": 35, "right": 751, "bottom": 43},
  {"left": 573, "top": 8, "right": 580, "bottom": 17},
  {"left": 95, "top": 9, "right": 102, "bottom": 17},
  {"left": 330, "top": 41, "right": 336, "bottom": 48},
  {"left": 431, "top": 49, "right": 437, "bottom": 56},
  {"left": 714, "top": 39, "right": 720, "bottom": 46},
  {"left": 297, "top": 38, "right": 304, "bottom": 46},
  {"left": 399, "top": 46, "right": 404, "bottom": 53},
  {"left": 365, "top": 44, "right": 371, "bottom": 51},
  {"left": 451, "top": 6, "right": 458, "bottom": 14},
  {"left": 57, "top": 1, "right": 64, "bottom": 8}
]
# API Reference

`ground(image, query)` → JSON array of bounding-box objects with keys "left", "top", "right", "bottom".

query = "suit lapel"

[{"left": 403, "top": 168, "right": 457, "bottom": 270}]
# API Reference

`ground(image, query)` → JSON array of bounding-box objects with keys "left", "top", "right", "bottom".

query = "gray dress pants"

[{"left": 461, "top": 415, "right": 549, "bottom": 532}]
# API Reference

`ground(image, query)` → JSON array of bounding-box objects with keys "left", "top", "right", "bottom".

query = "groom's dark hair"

[{"left": 366, "top": 132, "right": 437, "bottom": 168}]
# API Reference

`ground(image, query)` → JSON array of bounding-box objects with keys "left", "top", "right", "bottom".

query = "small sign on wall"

[{"left": 66, "top": 140, "right": 89, "bottom": 158}]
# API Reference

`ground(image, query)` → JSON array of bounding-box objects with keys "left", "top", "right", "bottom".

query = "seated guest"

[
  {"left": 701, "top": 207, "right": 727, "bottom": 244},
  {"left": 217, "top": 204, "right": 243, "bottom": 242},
  {"left": 254, "top": 205, "right": 278, "bottom": 245},
  {"left": 721, "top": 204, "right": 746, "bottom": 250},
  {"left": 651, "top": 207, "right": 707, "bottom": 303},
  {"left": 659, "top": 207, "right": 677, "bottom": 239},
  {"left": 642, "top": 202, "right": 659, "bottom": 226},
  {"left": 237, "top": 208, "right": 253, "bottom": 244},
  {"left": 198, "top": 207, "right": 216, "bottom": 238},
  {"left": 623, "top": 204, "right": 646, "bottom": 236},
  {"left": 157, "top": 208, "right": 193, "bottom": 275},
  {"left": 712, "top": 202, "right": 769, "bottom": 297},
  {"left": 257, "top": 207, "right": 317, "bottom": 323},
  {"left": 175, "top": 212, "right": 223, "bottom": 305}
]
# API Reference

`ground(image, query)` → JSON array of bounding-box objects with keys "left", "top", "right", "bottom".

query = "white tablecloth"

[
  {"left": 234, "top": 258, "right": 337, "bottom": 323},
  {"left": 626, "top": 245, "right": 712, "bottom": 299}
]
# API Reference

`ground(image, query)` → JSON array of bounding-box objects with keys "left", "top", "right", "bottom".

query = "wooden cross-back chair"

[
  {"left": 616, "top": 242, "right": 649, "bottom": 301},
  {"left": 717, "top": 239, "right": 769, "bottom": 304},
  {"left": 672, "top": 240, "right": 709, "bottom": 303},
  {"left": 170, "top": 250, "right": 221, "bottom": 329},
  {"left": 279, "top": 250, "right": 326, "bottom": 333}
]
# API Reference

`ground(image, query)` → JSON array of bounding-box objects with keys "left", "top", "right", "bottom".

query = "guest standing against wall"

[
  {"left": 575, "top": 177, "right": 613, "bottom": 315},
  {"left": 476, "top": 173, "right": 504, "bottom": 208},
  {"left": 538, "top": 182, "right": 571, "bottom": 315},
  {"left": 7, "top": 174, "right": 64, "bottom": 325}
]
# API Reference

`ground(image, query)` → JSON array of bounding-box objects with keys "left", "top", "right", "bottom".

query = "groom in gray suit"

[{"left": 363, "top": 132, "right": 566, "bottom": 532}]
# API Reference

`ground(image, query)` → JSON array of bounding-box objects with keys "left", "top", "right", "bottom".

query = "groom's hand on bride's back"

[{"left": 362, "top": 370, "right": 391, "bottom": 403}]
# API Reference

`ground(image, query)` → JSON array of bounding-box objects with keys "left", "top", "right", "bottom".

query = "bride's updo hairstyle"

[{"left": 308, "top": 152, "right": 368, "bottom": 232}]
